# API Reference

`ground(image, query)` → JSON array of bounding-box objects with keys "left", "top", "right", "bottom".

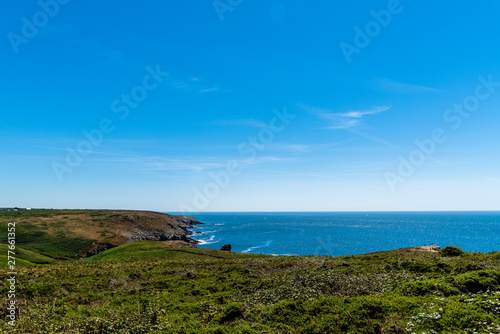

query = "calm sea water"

[{"left": 170, "top": 212, "right": 500, "bottom": 257}]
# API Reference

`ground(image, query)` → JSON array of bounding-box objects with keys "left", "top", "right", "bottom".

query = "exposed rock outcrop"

[
  {"left": 117, "top": 212, "right": 203, "bottom": 245},
  {"left": 85, "top": 243, "right": 116, "bottom": 257},
  {"left": 220, "top": 244, "right": 232, "bottom": 251},
  {"left": 123, "top": 226, "right": 193, "bottom": 243}
]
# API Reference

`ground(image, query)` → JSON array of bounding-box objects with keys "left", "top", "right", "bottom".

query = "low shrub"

[
  {"left": 453, "top": 270, "right": 500, "bottom": 293},
  {"left": 398, "top": 279, "right": 459, "bottom": 296},
  {"left": 219, "top": 302, "right": 244, "bottom": 323},
  {"left": 440, "top": 246, "right": 464, "bottom": 257}
]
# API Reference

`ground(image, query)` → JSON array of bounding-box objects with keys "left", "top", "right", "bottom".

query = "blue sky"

[{"left": 1, "top": 0, "right": 500, "bottom": 211}]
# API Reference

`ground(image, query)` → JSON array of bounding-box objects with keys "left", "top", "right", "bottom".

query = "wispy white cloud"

[
  {"left": 281, "top": 144, "right": 310, "bottom": 153},
  {"left": 103, "top": 155, "right": 287, "bottom": 173},
  {"left": 165, "top": 76, "right": 220, "bottom": 94},
  {"left": 168, "top": 79, "right": 189, "bottom": 90},
  {"left": 136, "top": 157, "right": 226, "bottom": 172},
  {"left": 324, "top": 119, "right": 359, "bottom": 129},
  {"left": 36, "top": 144, "right": 287, "bottom": 173},
  {"left": 329, "top": 106, "right": 391, "bottom": 119},
  {"left": 373, "top": 78, "right": 443, "bottom": 94},
  {"left": 199, "top": 87, "right": 219, "bottom": 93},
  {"left": 270, "top": 140, "right": 353, "bottom": 153},
  {"left": 30, "top": 145, "right": 137, "bottom": 157},
  {"left": 241, "top": 156, "right": 286, "bottom": 166},
  {"left": 343, "top": 128, "right": 401, "bottom": 151},
  {"left": 301, "top": 104, "right": 391, "bottom": 129}
]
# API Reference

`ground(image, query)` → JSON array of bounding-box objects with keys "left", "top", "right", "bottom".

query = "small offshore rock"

[{"left": 220, "top": 244, "right": 232, "bottom": 251}]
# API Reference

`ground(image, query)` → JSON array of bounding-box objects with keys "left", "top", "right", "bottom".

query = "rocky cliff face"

[
  {"left": 122, "top": 226, "right": 193, "bottom": 243},
  {"left": 86, "top": 243, "right": 115, "bottom": 257},
  {"left": 118, "top": 212, "right": 202, "bottom": 244},
  {"left": 83, "top": 211, "right": 203, "bottom": 256}
]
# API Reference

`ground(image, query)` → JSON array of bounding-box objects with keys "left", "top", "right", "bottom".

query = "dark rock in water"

[
  {"left": 220, "top": 244, "right": 231, "bottom": 251},
  {"left": 195, "top": 231, "right": 202, "bottom": 234},
  {"left": 86, "top": 243, "right": 115, "bottom": 257}
]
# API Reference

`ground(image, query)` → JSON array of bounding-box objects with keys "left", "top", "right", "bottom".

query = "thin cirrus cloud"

[
  {"left": 105, "top": 155, "right": 286, "bottom": 173},
  {"left": 301, "top": 105, "right": 391, "bottom": 129},
  {"left": 269, "top": 141, "right": 353, "bottom": 153},
  {"left": 34, "top": 143, "right": 287, "bottom": 173},
  {"left": 373, "top": 78, "right": 443, "bottom": 94},
  {"left": 199, "top": 87, "right": 219, "bottom": 93},
  {"left": 167, "top": 77, "right": 220, "bottom": 93}
]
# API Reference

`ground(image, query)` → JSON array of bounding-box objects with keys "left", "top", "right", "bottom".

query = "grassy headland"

[
  {"left": 0, "top": 209, "right": 200, "bottom": 262},
  {"left": 0, "top": 210, "right": 499, "bottom": 333}
]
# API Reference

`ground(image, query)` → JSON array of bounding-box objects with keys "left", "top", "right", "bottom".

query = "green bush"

[
  {"left": 264, "top": 300, "right": 308, "bottom": 327},
  {"left": 453, "top": 262, "right": 484, "bottom": 274},
  {"left": 453, "top": 270, "right": 500, "bottom": 293},
  {"left": 219, "top": 302, "right": 244, "bottom": 323},
  {"left": 440, "top": 246, "right": 464, "bottom": 257},
  {"left": 401, "top": 260, "right": 451, "bottom": 273},
  {"left": 439, "top": 300, "right": 496, "bottom": 331},
  {"left": 398, "top": 279, "right": 459, "bottom": 296}
]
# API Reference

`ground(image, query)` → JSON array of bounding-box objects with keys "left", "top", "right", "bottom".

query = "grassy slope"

[
  {"left": 81, "top": 240, "right": 262, "bottom": 263},
  {"left": 0, "top": 210, "right": 499, "bottom": 333},
  {"left": 0, "top": 244, "right": 57, "bottom": 268}
]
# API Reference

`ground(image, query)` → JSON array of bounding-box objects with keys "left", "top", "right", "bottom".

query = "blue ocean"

[{"left": 173, "top": 212, "right": 499, "bottom": 257}]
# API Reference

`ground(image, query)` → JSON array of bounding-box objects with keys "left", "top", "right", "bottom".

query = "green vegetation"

[
  {"left": 440, "top": 245, "right": 466, "bottom": 257},
  {"left": 0, "top": 244, "right": 57, "bottom": 268},
  {"left": 0, "top": 209, "right": 106, "bottom": 219},
  {"left": 9, "top": 225, "right": 95, "bottom": 260},
  {"left": 0, "top": 210, "right": 499, "bottom": 333}
]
